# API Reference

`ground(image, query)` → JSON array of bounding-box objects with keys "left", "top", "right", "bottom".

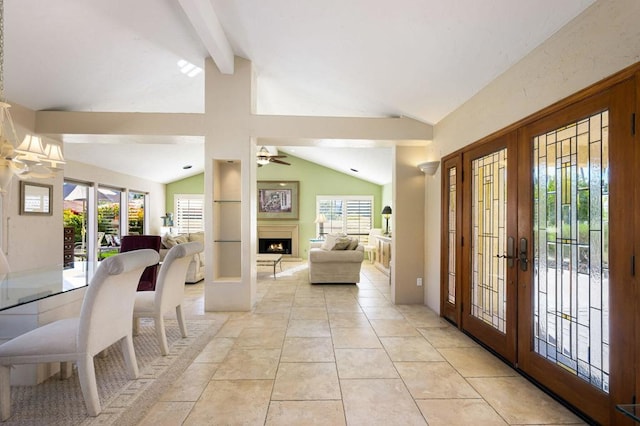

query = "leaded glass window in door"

[
  {"left": 471, "top": 148, "right": 508, "bottom": 333},
  {"left": 532, "top": 111, "right": 609, "bottom": 393}
]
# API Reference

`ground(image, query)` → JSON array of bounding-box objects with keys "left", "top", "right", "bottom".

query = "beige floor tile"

[
  {"left": 403, "top": 311, "right": 451, "bottom": 328},
  {"left": 352, "top": 289, "right": 385, "bottom": 298},
  {"left": 193, "top": 337, "right": 234, "bottom": 363},
  {"left": 325, "top": 300, "right": 363, "bottom": 313},
  {"left": 246, "top": 312, "right": 291, "bottom": 328},
  {"left": 468, "top": 376, "right": 583, "bottom": 424},
  {"left": 159, "top": 362, "right": 218, "bottom": 401},
  {"left": 380, "top": 336, "right": 444, "bottom": 361},
  {"left": 266, "top": 401, "right": 346, "bottom": 426},
  {"left": 235, "top": 327, "right": 286, "bottom": 348},
  {"left": 341, "top": 378, "right": 427, "bottom": 425},
  {"left": 418, "top": 325, "right": 479, "bottom": 348},
  {"left": 291, "top": 306, "right": 328, "bottom": 320},
  {"left": 332, "top": 327, "right": 381, "bottom": 348},
  {"left": 137, "top": 401, "right": 195, "bottom": 426},
  {"left": 184, "top": 379, "right": 272, "bottom": 426},
  {"left": 293, "top": 296, "right": 327, "bottom": 307},
  {"left": 369, "top": 319, "right": 421, "bottom": 336},
  {"left": 357, "top": 297, "right": 393, "bottom": 307},
  {"left": 272, "top": 362, "right": 341, "bottom": 400},
  {"left": 281, "top": 337, "right": 335, "bottom": 362},
  {"left": 395, "top": 361, "right": 480, "bottom": 399},
  {"left": 439, "top": 347, "right": 517, "bottom": 377},
  {"left": 361, "top": 306, "right": 405, "bottom": 319},
  {"left": 254, "top": 300, "right": 293, "bottom": 314},
  {"left": 328, "top": 311, "right": 371, "bottom": 328},
  {"left": 213, "top": 348, "right": 281, "bottom": 379},
  {"left": 286, "top": 319, "right": 331, "bottom": 337},
  {"left": 416, "top": 399, "right": 507, "bottom": 426},
  {"left": 335, "top": 348, "right": 398, "bottom": 379}
]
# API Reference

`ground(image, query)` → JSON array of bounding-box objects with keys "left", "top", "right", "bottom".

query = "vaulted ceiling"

[{"left": 4, "top": 0, "right": 595, "bottom": 184}]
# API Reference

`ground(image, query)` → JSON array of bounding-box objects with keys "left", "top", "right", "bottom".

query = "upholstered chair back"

[
  {"left": 155, "top": 242, "right": 203, "bottom": 312},
  {"left": 78, "top": 249, "right": 160, "bottom": 355}
]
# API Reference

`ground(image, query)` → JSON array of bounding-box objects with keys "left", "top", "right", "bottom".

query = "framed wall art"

[
  {"left": 257, "top": 181, "right": 299, "bottom": 220},
  {"left": 20, "top": 181, "right": 53, "bottom": 215}
]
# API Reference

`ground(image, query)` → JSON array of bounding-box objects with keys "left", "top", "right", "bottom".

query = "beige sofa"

[
  {"left": 308, "top": 236, "right": 364, "bottom": 284},
  {"left": 159, "top": 232, "right": 204, "bottom": 283}
]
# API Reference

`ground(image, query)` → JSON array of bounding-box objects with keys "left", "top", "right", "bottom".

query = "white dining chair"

[
  {"left": 133, "top": 242, "right": 203, "bottom": 355},
  {"left": 363, "top": 228, "right": 382, "bottom": 263},
  {"left": 0, "top": 249, "right": 159, "bottom": 420}
]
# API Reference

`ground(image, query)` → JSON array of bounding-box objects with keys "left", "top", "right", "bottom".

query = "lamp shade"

[
  {"left": 381, "top": 206, "right": 392, "bottom": 216},
  {"left": 15, "top": 135, "right": 45, "bottom": 163},
  {"left": 43, "top": 143, "right": 66, "bottom": 168},
  {"left": 314, "top": 214, "right": 326, "bottom": 223}
]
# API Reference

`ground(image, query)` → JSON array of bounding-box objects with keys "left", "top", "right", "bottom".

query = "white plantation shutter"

[
  {"left": 175, "top": 194, "right": 204, "bottom": 234},
  {"left": 317, "top": 196, "right": 372, "bottom": 238}
]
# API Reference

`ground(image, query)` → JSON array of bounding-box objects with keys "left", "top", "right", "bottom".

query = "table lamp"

[
  {"left": 381, "top": 206, "right": 392, "bottom": 236},
  {"left": 315, "top": 213, "right": 327, "bottom": 239}
]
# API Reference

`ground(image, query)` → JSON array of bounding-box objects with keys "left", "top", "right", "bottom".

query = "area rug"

[{"left": 3, "top": 318, "right": 223, "bottom": 426}]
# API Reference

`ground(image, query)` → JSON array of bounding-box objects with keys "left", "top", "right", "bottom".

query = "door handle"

[
  {"left": 519, "top": 238, "right": 528, "bottom": 271},
  {"left": 495, "top": 237, "right": 516, "bottom": 268},
  {"left": 507, "top": 236, "right": 515, "bottom": 268}
]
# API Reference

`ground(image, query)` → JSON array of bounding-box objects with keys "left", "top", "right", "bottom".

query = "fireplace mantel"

[{"left": 257, "top": 225, "right": 299, "bottom": 258}]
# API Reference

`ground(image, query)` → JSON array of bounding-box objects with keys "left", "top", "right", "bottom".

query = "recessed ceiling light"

[{"left": 183, "top": 165, "right": 192, "bottom": 169}]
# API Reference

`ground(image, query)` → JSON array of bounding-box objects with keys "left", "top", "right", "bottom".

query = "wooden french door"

[
  {"left": 440, "top": 156, "right": 462, "bottom": 325},
  {"left": 516, "top": 78, "right": 636, "bottom": 425},
  {"left": 461, "top": 132, "right": 519, "bottom": 363},
  {"left": 442, "top": 72, "right": 638, "bottom": 424}
]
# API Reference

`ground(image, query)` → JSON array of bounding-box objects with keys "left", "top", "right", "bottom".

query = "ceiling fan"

[{"left": 256, "top": 146, "right": 290, "bottom": 166}]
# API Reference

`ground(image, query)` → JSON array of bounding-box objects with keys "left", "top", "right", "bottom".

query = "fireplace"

[
  {"left": 259, "top": 238, "right": 292, "bottom": 254},
  {"left": 257, "top": 225, "right": 299, "bottom": 258}
]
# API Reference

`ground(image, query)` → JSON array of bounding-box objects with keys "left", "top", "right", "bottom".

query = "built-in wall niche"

[
  {"left": 257, "top": 225, "right": 298, "bottom": 258},
  {"left": 212, "top": 160, "right": 241, "bottom": 280}
]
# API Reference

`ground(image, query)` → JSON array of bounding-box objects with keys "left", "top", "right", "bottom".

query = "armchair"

[{"left": 120, "top": 235, "right": 162, "bottom": 291}]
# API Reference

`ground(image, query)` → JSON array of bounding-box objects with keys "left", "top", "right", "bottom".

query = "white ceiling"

[{"left": 3, "top": 0, "right": 595, "bottom": 184}]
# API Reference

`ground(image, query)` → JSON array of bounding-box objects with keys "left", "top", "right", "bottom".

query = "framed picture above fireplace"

[{"left": 257, "top": 181, "right": 299, "bottom": 220}]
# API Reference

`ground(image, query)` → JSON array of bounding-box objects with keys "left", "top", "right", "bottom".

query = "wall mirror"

[{"left": 20, "top": 181, "right": 53, "bottom": 215}]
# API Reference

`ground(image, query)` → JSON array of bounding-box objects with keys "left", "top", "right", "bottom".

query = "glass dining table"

[{"left": 0, "top": 263, "right": 95, "bottom": 385}]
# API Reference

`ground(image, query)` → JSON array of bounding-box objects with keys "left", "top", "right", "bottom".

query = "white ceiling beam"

[{"left": 178, "top": 0, "right": 235, "bottom": 74}]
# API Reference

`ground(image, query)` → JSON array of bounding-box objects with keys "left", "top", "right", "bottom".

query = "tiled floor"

[{"left": 139, "top": 261, "right": 586, "bottom": 425}]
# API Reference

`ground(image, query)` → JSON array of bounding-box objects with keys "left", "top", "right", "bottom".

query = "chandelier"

[{"left": 0, "top": 0, "right": 64, "bottom": 193}]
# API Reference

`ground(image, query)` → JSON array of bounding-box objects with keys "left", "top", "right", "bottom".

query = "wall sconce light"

[
  {"left": 418, "top": 160, "right": 440, "bottom": 176},
  {"left": 381, "top": 206, "right": 392, "bottom": 236}
]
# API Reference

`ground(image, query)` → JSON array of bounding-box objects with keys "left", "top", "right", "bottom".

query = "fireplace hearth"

[
  {"left": 259, "top": 238, "right": 292, "bottom": 254},
  {"left": 257, "top": 225, "right": 299, "bottom": 258}
]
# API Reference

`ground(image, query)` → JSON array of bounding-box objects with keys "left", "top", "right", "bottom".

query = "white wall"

[
  {"left": 2, "top": 102, "right": 166, "bottom": 272},
  {"left": 424, "top": 0, "right": 640, "bottom": 311}
]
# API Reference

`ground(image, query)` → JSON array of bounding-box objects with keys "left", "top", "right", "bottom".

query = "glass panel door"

[
  {"left": 462, "top": 132, "right": 518, "bottom": 363},
  {"left": 517, "top": 79, "right": 635, "bottom": 424},
  {"left": 532, "top": 111, "right": 609, "bottom": 392}
]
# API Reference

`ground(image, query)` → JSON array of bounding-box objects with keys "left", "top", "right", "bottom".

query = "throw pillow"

[
  {"left": 175, "top": 235, "right": 189, "bottom": 244},
  {"left": 189, "top": 231, "right": 205, "bottom": 244},
  {"left": 347, "top": 237, "right": 359, "bottom": 250},
  {"left": 162, "top": 234, "right": 177, "bottom": 248},
  {"left": 332, "top": 236, "right": 352, "bottom": 250},
  {"left": 321, "top": 234, "right": 338, "bottom": 251}
]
